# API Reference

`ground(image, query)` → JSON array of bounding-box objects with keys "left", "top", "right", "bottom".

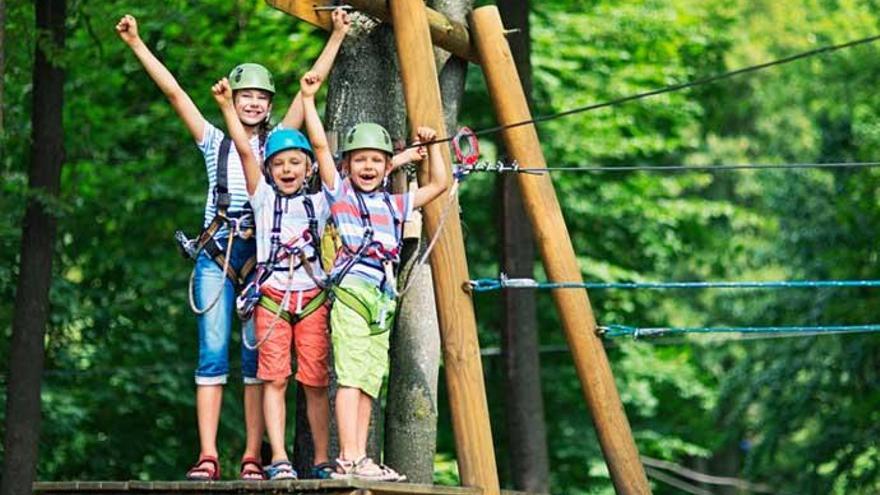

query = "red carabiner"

[{"left": 452, "top": 127, "right": 480, "bottom": 166}]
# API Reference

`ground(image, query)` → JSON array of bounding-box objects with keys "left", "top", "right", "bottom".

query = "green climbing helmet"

[
  {"left": 228, "top": 63, "right": 275, "bottom": 95},
  {"left": 341, "top": 123, "right": 394, "bottom": 155}
]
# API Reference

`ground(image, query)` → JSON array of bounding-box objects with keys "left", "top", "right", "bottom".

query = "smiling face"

[
  {"left": 345, "top": 148, "right": 392, "bottom": 193},
  {"left": 234, "top": 89, "right": 272, "bottom": 127},
  {"left": 267, "top": 149, "right": 311, "bottom": 195}
]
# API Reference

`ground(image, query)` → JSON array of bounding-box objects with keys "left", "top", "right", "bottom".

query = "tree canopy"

[{"left": 2, "top": 0, "right": 880, "bottom": 493}]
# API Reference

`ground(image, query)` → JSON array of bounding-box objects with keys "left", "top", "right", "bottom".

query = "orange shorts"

[{"left": 254, "top": 285, "right": 330, "bottom": 386}]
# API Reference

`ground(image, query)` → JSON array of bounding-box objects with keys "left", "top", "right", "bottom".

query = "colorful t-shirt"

[
  {"left": 323, "top": 170, "right": 413, "bottom": 291},
  {"left": 196, "top": 120, "right": 263, "bottom": 239},
  {"left": 250, "top": 177, "right": 329, "bottom": 291}
]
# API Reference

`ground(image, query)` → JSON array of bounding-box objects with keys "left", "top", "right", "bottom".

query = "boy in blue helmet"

[{"left": 213, "top": 78, "right": 332, "bottom": 480}]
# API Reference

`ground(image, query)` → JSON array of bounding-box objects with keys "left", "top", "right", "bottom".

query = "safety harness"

[
  {"left": 328, "top": 188, "right": 403, "bottom": 335},
  {"left": 184, "top": 137, "right": 258, "bottom": 315},
  {"left": 238, "top": 192, "right": 328, "bottom": 350}
]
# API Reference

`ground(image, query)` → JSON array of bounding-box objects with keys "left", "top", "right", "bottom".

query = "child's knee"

[{"left": 265, "top": 377, "right": 289, "bottom": 390}]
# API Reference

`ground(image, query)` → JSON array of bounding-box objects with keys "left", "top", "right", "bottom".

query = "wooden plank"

[
  {"left": 265, "top": 0, "right": 479, "bottom": 63},
  {"left": 33, "top": 480, "right": 480, "bottom": 495},
  {"left": 469, "top": 6, "right": 651, "bottom": 495},
  {"left": 387, "top": 1, "right": 500, "bottom": 495}
]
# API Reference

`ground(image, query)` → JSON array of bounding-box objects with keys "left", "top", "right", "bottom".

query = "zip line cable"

[
  {"left": 600, "top": 324, "right": 880, "bottom": 339},
  {"left": 410, "top": 32, "right": 880, "bottom": 149},
  {"left": 468, "top": 276, "right": 880, "bottom": 292},
  {"left": 511, "top": 161, "right": 880, "bottom": 174}
]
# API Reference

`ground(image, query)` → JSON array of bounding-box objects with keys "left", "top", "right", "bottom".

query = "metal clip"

[{"left": 499, "top": 273, "right": 539, "bottom": 288}]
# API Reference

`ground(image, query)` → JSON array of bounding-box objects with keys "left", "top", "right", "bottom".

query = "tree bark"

[
  {"left": 495, "top": 1, "right": 550, "bottom": 492},
  {"left": 1, "top": 1, "right": 65, "bottom": 494}
]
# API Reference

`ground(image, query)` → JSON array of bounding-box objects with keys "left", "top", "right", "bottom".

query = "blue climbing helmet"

[{"left": 264, "top": 128, "right": 315, "bottom": 163}]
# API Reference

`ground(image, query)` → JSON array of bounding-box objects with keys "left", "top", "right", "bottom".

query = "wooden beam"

[
  {"left": 265, "top": 0, "right": 479, "bottom": 63},
  {"left": 388, "top": 1, "right": 499, "bottom": 494},
  {"left": 470, "top": 6, "right": 652, "bottom": 495}
]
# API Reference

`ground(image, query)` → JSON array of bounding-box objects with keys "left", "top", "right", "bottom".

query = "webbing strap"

[
  {"left": 258, "top": 290, "right": 328, "bottom": 324},
  {"left": 215, "top": 137, "right": 232, "bottom": 210},
  {"left": 331, "top": 285, "right": 392, "bottom": 336},
  {"left": 203, "top": 238, "right": 255, "bottom": 288}
]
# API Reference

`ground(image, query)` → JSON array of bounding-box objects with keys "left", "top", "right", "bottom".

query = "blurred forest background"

[{"left": 3, "top": 0, "right": 880, "bottom": 493}]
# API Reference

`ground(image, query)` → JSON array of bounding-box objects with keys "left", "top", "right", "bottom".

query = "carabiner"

[{"left": 452, "top": 127, "right": 480, "bottom": 166}]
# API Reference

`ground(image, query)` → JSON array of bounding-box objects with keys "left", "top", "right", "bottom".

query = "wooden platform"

[{"left": 32, "top": 480, "right": 492, "bottom": 495}]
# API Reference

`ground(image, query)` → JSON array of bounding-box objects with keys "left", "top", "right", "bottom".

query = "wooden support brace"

[
  {"left": 266, "top": 0, "right": 478, "bottom": 63},
  {"left": 388, "top": 1, "right": 500, "bottom": 494},
  {"left": 470, "top": 6, "right": 652, "bottom": 495}
]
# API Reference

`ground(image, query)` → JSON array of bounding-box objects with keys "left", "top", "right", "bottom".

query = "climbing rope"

[
  {"left": 468, "top": 275, "right": 880, "bottom": 292},
  {"left": 408, "top": 33, "right": 880, "bottom": 149},
  {"left": 455, "top": 160, "right": 880, "bottom": 175},
  {"left": 397, "top": 177, "right": 463, "bottom": 299},
  {"left": 600, "top": 324, "right": 880, "bottom": 339}
]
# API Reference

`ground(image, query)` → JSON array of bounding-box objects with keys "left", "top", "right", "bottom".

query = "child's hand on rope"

[
  {"left": 211, "top": 78, "right": 233, "bottom": 108},
  {"left": 115, "top": 15, "right": 140, "bottom": 45},
  {"left": 300, "top": 71, "right": 323, "bottom": 98},
  {"left": 331, "top": 8, "right": 352, "bottom": 36}
]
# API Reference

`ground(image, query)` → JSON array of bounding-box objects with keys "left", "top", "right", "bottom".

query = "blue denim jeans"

[{"left": 193, "top": 237, "right": 260, "bottom": 385}]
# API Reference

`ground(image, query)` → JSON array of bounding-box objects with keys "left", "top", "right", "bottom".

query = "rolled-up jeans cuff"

[{"left": 195, "top": 374, "right": 228, "bottom": 386}]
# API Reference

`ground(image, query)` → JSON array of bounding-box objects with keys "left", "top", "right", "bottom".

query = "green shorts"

[{"left": 330, "top": 279, "right": 398, "bottom": 398}]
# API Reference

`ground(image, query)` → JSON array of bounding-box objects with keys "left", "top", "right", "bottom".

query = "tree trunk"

[
  {"left": 0, "top": 1, "right": 65, "bottom": 494},
  {"left": 495, "top": 1, "right": 550, "bottom": 492}
]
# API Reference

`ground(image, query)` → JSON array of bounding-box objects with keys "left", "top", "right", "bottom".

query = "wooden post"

[
  {"left": 389, "top": 1, "right": 500, "bottom": 494},
  {"left": 265, "top": 0, "right": 478, "bottom": 63},
  {"left": 471, "top": 6, "right": 652, "bottom": 495}
]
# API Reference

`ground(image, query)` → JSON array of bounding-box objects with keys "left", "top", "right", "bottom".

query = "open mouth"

[{"left": 280, "top": 177, "right": 298, "bottom": 186}]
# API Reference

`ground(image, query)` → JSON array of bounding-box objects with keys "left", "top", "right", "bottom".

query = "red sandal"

[
  {"left": 239, "top": 456, "right": 264, "bottom": 480},
  {"left": 186, "top": 455, "right": 220, "bottom": 481}
]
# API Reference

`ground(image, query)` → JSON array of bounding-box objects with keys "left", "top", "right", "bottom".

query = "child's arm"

[
  {"left": 212, "top": 78, "right": 261, "bottom": 196},
  {"left": 412, "top": 127, "right": 449, "bottom": 209},
  {"left": 299, "top": 72, "right": 338, "bottom": 189},
  {"left": 390, "top": 144, "right": 427, "bottom": 171},
  {"left": 116, "top": 15, "right": 206, "bottom": 142},
  {"left": 281, "top": 8, "right": 351, "bottom": 130}
]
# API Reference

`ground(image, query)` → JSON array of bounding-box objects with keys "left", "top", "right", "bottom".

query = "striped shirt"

[
  {"left": 196, "top": 120, "right": 263, "bottom": 239},
  {"left": 324, "top": 170, "right": 413, "bottom": 290},
  {"left": 251, "top": 178, "right": 330, "bottom": 291}
]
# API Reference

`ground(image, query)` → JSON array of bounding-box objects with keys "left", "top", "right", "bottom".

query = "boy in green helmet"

[{"left": 299, "top": 70, "right": 449, "bottom": 481}]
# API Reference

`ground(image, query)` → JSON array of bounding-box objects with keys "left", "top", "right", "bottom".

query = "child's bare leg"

[
  {"left": 304, "top": 384, "right": 331, "bottom": 464},
  {"left": 197, "top": 385, "right": 222, "bottom": 458},
  {"left": 336, "top": 386, "right": 361, "bottom": 460},
  {"left": 263, "top": 379, "right": 289, "bottom": 461},
  {"left": 356, "top": 391, "right": 373, "bottom": 458},
  {"left": 243, "top": 383, "right": 264, "bottom": 459}
]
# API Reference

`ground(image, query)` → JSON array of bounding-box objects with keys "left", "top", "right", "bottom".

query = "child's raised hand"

[
  {"left": 300, "top": 71, "right": 323, "bottom": 98},
  {"left": 115, "top": 15, "right": 140, "bottom": 45},
  {"left": 331, "top": 8, "right": 352, "bottom": 35},
  {"left": 416, "top": 126, "right": 437, "bottom": 144},
  {"left": 211, "top": 78, "right": 233, "bottom": 107}
]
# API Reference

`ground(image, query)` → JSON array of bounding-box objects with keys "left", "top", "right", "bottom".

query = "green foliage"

[{"left": 3, "top": 0, "right": 880, "bottom": 493}]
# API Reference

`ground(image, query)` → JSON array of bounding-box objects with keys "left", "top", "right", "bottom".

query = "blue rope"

[
  {"left": 468, "top": 277, "right": 880, "bottom": 292},
  {"left": 601, "top": 324, "right": 880, "bottom": 339}
]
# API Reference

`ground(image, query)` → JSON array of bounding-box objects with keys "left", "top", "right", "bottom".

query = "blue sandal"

[
  {"left": 310, "top": 461, "right": 337, "bottom": 479},
  {"left": 264, "top": 460, "right": 297, "bottom": 480}
]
